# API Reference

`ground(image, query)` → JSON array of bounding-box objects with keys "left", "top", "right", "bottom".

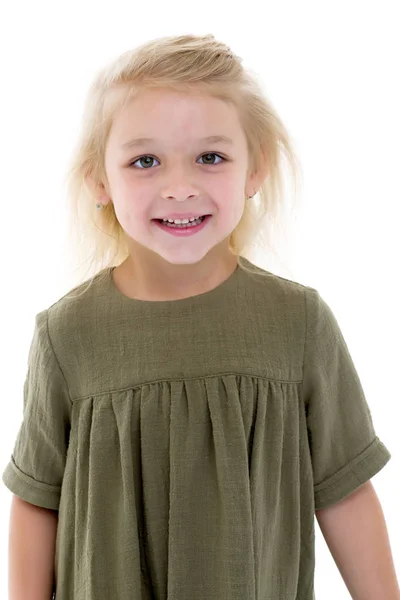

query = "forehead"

[{"left": 108, "top": 88, "right": 244, "bottom": 149}]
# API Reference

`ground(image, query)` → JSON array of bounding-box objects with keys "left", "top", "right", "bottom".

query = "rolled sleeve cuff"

[
  {"left": 2, "top": 456, "right": 61, "bottom": 510},
  {"left": 314, "top": 436, "right": 392, "bottom": 510}
]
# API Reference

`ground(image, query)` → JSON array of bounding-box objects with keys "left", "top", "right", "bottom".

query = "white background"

[{"left": 0, "top": 0, "right": 399, "bottom": 597}]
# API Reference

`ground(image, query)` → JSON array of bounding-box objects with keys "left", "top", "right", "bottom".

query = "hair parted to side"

[{"left": 63, "top": 33, "right": 304, "bottom": 295}]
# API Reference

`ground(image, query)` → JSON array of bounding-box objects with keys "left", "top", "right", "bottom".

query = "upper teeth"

[{"left": 162, "top": 217, "right": 200, "bottom": 224}]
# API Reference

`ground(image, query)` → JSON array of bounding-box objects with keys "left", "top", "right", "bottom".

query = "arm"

[
  {"left": 315, "top": 480, "right": 400, "bottom": 599},
  {"left": 8, "top": 495, "right": 58, "bottom": 600}
]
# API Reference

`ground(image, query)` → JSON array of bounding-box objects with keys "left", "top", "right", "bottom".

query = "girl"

[{"left": 2, "top": 34, "right": 397, "bottom": 600}]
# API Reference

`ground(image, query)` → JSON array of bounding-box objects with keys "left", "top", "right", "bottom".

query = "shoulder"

[
  {"left": 237, "top": 258, "right": 324, "bottom": 352},
  {"left": 239, "top": 255, "right": 316, "bottom": 310},
  {"left": 236, "top": 257, "right": 322, "bottom": 378},
  {"left": 37, "top": 268, "right": 111, "bottom": 351},
  {"left": 240, "top": 260, "right": 343, "bottom": 352}
]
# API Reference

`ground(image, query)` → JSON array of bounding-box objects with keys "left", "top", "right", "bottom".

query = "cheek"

[
  {"left": 112, "top": 198, "right": 140, "bottom": 230},
  {"left": 114, "top": 189, "right": 150, "bottom": 219},
  {"left": 222, "top": 194, "right": 245, "bottom": 223}
]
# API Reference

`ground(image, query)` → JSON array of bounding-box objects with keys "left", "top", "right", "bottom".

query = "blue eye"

[{"left": 129, "top": 153, "right": 226, "bottom": 169}]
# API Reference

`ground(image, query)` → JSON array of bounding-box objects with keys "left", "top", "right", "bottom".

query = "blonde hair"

[{"left": 63, "top": 33, "right": 303, "bottom": 293}]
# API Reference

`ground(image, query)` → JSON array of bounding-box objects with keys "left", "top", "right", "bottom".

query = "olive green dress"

[{"left": 2, "top": 256, "right": 391, "bottom": 599}]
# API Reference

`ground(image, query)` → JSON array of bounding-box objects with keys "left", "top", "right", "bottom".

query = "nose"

[
  {"left": 161, "top": 163, "right": 201, "bottom": 202},
  {"left": 165, "top": 193, "right": 197, "bottom": 202}
]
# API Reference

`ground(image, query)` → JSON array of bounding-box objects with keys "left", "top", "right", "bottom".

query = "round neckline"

[{"left": 104, "top": 256, "right": 247, "bottom": 309}]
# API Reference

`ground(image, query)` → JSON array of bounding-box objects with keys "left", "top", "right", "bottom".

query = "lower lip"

[{"left": 152, "top": 215, "right": 212, "bottom": 236}]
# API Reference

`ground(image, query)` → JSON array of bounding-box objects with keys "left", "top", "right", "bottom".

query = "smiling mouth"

[
  {"left": 151, "top": 214, "right": 213, "bottom": 231},
  {"left": 153, "top": 215, "right": 208, "bottom": 226},
  {"left": 153, "top": 214, "right": 211, "bottom": 223}
]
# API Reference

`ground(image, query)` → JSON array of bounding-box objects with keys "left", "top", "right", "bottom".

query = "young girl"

[{"left": 2, "top": 34, "right": 397, "bottom": 600}]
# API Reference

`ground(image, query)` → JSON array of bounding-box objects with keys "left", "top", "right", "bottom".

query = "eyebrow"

[{"left": 121, "top": 135, "right": 234, "bottom": 150}]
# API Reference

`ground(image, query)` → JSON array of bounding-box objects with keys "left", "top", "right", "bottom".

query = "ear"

[
  {"left": 85, "top": 176, "right": 112, "bottom": 205},
  {"left": 246, "top": 151, "right": 269, "bottom": 195}
]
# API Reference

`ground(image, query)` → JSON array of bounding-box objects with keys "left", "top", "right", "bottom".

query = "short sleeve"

[
  {"left": 302, "top": 287, "right": 391, "bottom": 511},
  {"left": 2, "top": 309, "right": 71, "bottom": 510}
]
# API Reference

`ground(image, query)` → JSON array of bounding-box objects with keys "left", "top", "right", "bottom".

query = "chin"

[
  {"left": 154, "top": 249, "right": 211, "bottom": 266},
  {"left": 153, "top": 241, "right": 230, "bottom": 266}
]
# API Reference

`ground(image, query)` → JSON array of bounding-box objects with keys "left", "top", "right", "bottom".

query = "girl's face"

[{"left": 103, "top": 88, "right": 256, "bottom": 267}]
